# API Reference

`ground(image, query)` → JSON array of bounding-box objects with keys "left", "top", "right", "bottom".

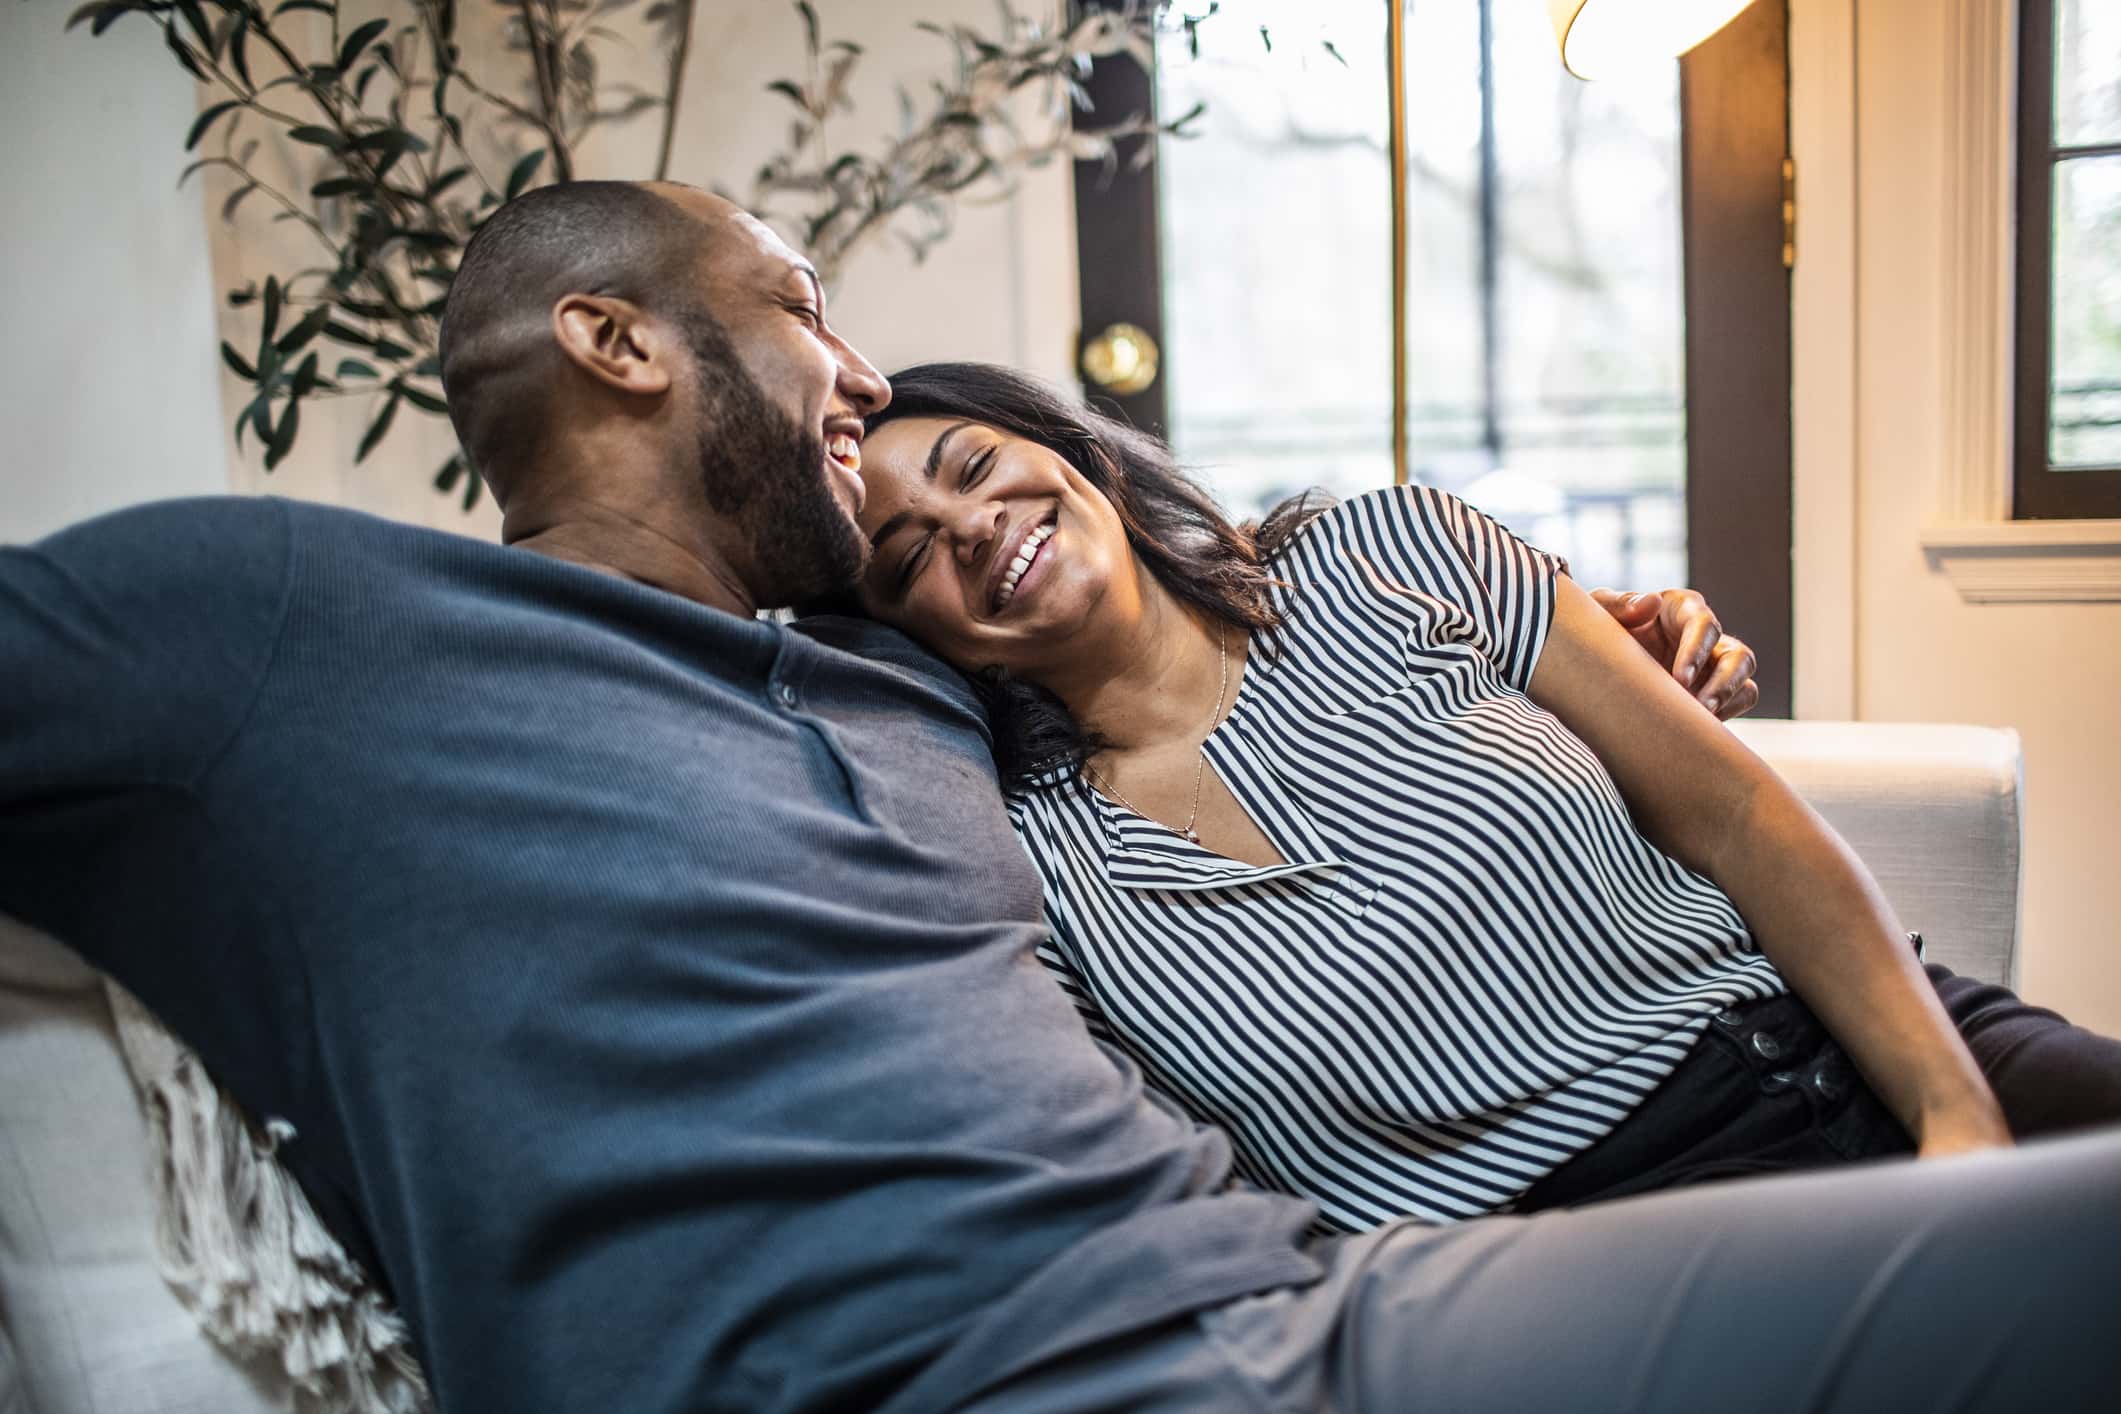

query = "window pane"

[
  {"left": 1468, "top": 3, "right": 1686, "bottom": 590},
  {"left": 1154, "top": 1, "right": 1687, "bottom": 589},
  {"left": 1156, "top": 1, "right": 1394, "bottom": 517},
  {"left": 2050, "top": 155, "right": 2121, "bottom": 467},
  {"left": 2056, "top": 0, "right": 2121, "bottom": 149}
]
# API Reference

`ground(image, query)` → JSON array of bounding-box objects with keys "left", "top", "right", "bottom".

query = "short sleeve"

[{"left": 1293, "top": 484, "right": 1568, "bottom": 693}]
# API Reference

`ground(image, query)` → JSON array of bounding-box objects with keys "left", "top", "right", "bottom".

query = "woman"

[{"left": 843, "top": 361, "right": 2121, "bottom": 1231}]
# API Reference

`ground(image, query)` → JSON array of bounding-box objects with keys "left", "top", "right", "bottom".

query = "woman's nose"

[{"left": 952, "top": 505, "right": 1005, "bottom": 567}]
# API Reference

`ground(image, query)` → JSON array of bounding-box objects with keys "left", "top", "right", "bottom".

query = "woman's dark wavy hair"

[{"left": 857, "top": 361, "right": 1332, "bottom": 793}]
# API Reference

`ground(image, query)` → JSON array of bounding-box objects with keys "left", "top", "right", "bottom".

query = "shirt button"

[
  {"left": 1811, "top": 1068, "right": 1847, "bottom": 1101},
  {"left": 1750, "top": 1031, "right": 1784, "bottom": 1060},
  {"left": 1762, "top": 1070, "right": 1798, "bottom": 1094},
  {"left": 775, "top": 683, "right": 798, "bottom": 708}
]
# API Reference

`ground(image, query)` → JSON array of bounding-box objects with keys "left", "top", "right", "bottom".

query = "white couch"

[{"left": 0, "top": 720, "right": 2027, "bottom": 1414}]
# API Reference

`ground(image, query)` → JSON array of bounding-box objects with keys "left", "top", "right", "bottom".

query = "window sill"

[{"left": 1920, "top": 519, "right": 2121, "bottom": 602}]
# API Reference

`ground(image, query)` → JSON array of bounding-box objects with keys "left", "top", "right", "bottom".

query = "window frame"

[{"left": 2013, "top": 0, "right": 2121, "bottom": 519}]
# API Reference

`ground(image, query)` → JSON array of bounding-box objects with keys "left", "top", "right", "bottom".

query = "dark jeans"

[{"left": 1516, "top": 961, "right": 2121, "bottom": 1212}]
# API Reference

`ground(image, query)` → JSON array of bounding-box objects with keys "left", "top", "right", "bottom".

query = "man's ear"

[{"left": 551, "top": 294, "right": 675, "bottom": 397}]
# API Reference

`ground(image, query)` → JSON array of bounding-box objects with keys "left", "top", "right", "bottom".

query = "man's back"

[{"left": 0, "top": 497, "right": 1317, "bottom": 1413}]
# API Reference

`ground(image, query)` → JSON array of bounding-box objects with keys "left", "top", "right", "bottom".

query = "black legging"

[{"left": 1516, "top": 963, "right": 2121, "bottom": 1212}]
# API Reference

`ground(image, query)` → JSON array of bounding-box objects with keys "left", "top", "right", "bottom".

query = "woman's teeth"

[
  {"left": 996, "top": 521, "right": 1055, "bottom": 607},
  {"left": 827, "top": 434, "right": 861, "bottom": 472}
]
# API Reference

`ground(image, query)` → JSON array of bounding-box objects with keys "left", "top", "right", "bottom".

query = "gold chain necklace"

[{"left": 1086, "top": 624, "right": 1229, "bottom": 845}]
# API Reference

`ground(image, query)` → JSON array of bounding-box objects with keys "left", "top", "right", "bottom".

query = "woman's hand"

[{"left": 1589, "top": 588, "right": 1759, "bottom": 720}]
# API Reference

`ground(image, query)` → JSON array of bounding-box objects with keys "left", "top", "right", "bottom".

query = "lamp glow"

[{"left": 1546, "top": 0, "right": 1760, "bottom": 80}]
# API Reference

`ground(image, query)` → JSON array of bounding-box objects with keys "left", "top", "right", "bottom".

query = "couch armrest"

[{"left": 1727, "top": 720, "right": 2023, "bottom": 988}]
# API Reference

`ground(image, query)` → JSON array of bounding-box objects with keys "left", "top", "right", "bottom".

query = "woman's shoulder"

[{"left": 1261, "top": 482, "right": 1484, "bottom": 570}]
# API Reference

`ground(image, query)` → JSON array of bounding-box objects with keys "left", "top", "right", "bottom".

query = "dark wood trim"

[
  {"left": 1680, "top": 0, "right": 1793, "bottom": 716},
  {"left": 2014, "top": 0, "right": 2121, "bottom": 518},
  {"left": 1069, "top": 1, "right": 1168, "bottom": 436}
]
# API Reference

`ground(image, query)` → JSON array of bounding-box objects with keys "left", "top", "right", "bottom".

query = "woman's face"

[{"left": 853, "top": 417, "right": 1140, "bottom": 678}]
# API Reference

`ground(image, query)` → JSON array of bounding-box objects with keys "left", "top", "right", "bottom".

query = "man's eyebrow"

[{"left": 795, "top": 263, "right": 824, "bottom": 310}]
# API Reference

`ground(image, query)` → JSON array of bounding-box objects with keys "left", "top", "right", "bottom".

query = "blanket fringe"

[{"left": 105, "top": 982, "right": 433, "bottom": 1414}]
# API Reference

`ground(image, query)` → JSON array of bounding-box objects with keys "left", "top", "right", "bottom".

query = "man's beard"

[{"left": 682, "top": 312, "right": 867, "bottom": 609}]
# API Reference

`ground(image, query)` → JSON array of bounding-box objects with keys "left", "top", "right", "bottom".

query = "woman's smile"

[{"left": 993, "top": 516, "right": 1058, "bottom": 614}]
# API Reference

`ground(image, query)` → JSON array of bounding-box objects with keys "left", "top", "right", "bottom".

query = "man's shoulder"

[{"left": 793, "top": 614, "right": 992, "bottom": 729}]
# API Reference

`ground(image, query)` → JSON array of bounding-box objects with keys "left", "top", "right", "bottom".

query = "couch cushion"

[{"left": 0, "top": 916, "right": 293, "bottom": 1414}]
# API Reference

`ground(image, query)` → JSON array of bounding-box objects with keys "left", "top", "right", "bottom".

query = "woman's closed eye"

[{"left": 960, "top": 443, "right": 997, "bottom": 491}]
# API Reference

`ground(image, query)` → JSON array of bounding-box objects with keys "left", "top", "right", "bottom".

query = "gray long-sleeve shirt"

[{"left": 0, "top": 496, "right": 1320, "bottom": 1413}]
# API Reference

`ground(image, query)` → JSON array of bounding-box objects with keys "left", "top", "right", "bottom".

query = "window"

[{"left": 2015, "top": 0, "right": 2121, "bottom": 519}]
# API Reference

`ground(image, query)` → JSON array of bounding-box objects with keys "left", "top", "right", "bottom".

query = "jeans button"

[
  {"left": 1714, "top": 1007, "right": 1745, "bottom": 1028},
  {"left": 1751, "top": 1031, "right": 1784, "bottom": 1060},
  {"left": 1812, "top": 1068, "right": 1847, "bottom": 1101}
]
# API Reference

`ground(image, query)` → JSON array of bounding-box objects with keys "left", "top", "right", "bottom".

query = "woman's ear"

[{"left": 551, "top": 294, "right": 675, "bottom": 397}]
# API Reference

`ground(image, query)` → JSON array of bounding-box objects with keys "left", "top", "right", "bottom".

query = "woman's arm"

[{"left": 1527, "top": 575, "right": 2010, "bottom": 1157}]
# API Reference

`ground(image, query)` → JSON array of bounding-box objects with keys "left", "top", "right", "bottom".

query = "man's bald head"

[{"left": 438, "top": 181, "right": 738, "bottom": 503}]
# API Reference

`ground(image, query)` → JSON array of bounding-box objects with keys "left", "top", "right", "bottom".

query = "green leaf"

[
  {"left": 186, "top": 100, "right": 242, "bottom": 151},
  {"left": 165, "top": 27, "right": 208, "bottom": 82},
  {"left": 311, "top": 176, "right": 367, "bottom": 199},
  {"left": 425, "top": 166, "right": 471, "bottom": 200},
  {"left": 220, "top": 341, "right": 258, "bottom": 380},
  {"left": 221, "top": 182, "right": 259, "bottom": 222},
  {"left": 291, "top": 350, "right": 321, "bottom": 397},
  {"left": 227, "top": 15, "right": 252, "bottom": 88},
  {"left": 433, "top": 454, "right": 464, "bottom": 492},
  {"left": 355, "top": 390, "right": 401, "bottom": 464},
  {"left": 504, "top": 149, "right": 545, "bottom": 201},
  {"left": 66, "top": 3, "right": 123, "bottom": 34},
  {"left": 248, "top": 391, "right": 273, "bottom": 449},
  {"left": 393, "top": 380, "right": 448, "bottom": 414},
  {"left": 351, "top": 127, "right": 428, "bottom": 156},
  {"left": 321, "top": 319, "right": 376, "bottom": 349},
  {"left": 460, "top": 466, "right": 482, "bottom": 512},
  {"left": 288, "top": 125, "right": 345, "bottom": 150},
  {"left": 90, "top": 3, "right": 133, "bottom": 37},
  {"left": 337, "top": 18, "right": 388, "bottom": 74},
  {"left": 371, "top": 335, "right": 413, "bottom": 361},
  {"left": 795, "top": 0, "right": 819, "bottom": 55},
  {"left": 260, "top": 275, "right": 282, "bottom": 342},
  {"left": 336, "top": 357, "right": 381, "bottom": 380},
  {"left": 265, "top": 395, "right": 300, "bottom": 470},
  {"left": 765, "top": 79, "right": 808, "bottom": 111},
  {"left": 177, "top": 0, "right": 212, "bottom": 53},
  {"left": 273, "top": 0, "right": 334, "bottom": 14},
  {"left": 275, "top": 304, "right": 333, "bottom": 355}
]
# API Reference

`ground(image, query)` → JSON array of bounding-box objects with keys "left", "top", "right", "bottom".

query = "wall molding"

[
  {"left": 1927, "top": 0, "right": 2121, "bottom": 598},
  {"left": 1920, "top": 519, "right": 2121, "bottom": 601},
  {"left": 1788, "top": 0, "right": 1859, "bottom": 718}
]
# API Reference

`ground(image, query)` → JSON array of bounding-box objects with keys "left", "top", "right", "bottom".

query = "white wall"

[
  {"left": 1800, "top": 0, "right": 2121, "bottom": 1033},
  {"left": 0, "top": 5, "right": 227, "bottom": 543},
  {"left": 194, "top": 0, "right": 1079, "bottom": 534}
]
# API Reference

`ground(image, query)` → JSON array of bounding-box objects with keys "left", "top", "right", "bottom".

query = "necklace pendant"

[{"left": 1183, "top": 828, "right": 1200, "bottom": 843}]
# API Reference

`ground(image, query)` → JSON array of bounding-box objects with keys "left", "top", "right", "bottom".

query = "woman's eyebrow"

[
  {"left": 924, "top": 420, "right": 974, "bottom": 482},
  {"left": 867, "top": 421, "right": 977, "bottom": 551}
]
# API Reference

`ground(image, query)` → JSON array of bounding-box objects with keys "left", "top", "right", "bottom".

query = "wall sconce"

[{"left": 1545, "top": 0, "right": 1760, "bottom": 80}]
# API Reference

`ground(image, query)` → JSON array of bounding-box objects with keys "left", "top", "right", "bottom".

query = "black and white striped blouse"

[{"left": 1006, "top": 485, "right": 1786, "bottom": 1230}]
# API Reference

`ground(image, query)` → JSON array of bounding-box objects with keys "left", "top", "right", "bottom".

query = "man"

[{"left": 2, "top": 181, "right": 2116, "bottom": 1413}]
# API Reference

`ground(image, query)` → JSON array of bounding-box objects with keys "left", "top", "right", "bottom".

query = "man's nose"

[{"left": 836, "top": 339, "right": 890, "bottom": 415}]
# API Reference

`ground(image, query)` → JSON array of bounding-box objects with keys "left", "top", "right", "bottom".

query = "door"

[{"left": 1071, "top": 0, "right": 1793, "bottom": 715}]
